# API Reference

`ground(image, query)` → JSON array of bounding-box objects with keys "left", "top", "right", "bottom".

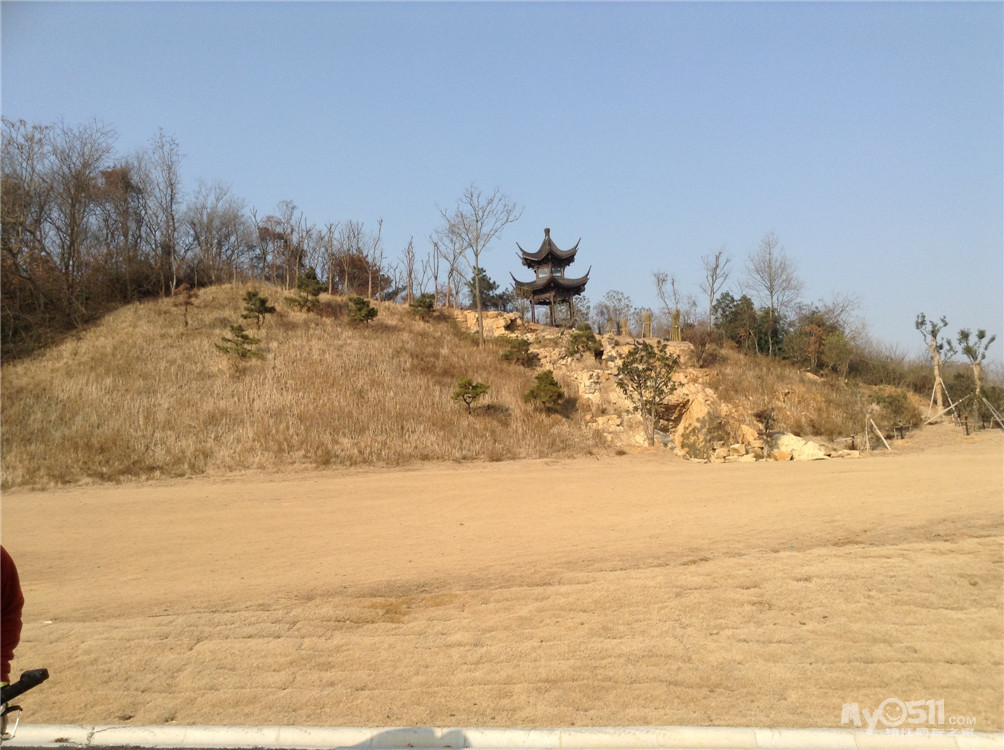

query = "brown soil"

[{"left": 2, "top": 422, "right": 1001, "bottom": 730}]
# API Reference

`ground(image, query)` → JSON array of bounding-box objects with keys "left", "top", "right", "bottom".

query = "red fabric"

[{"left": 1, "top": 545, "right": 24, "bottom": 683}]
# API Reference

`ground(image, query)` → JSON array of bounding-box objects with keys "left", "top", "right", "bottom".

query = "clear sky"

[{"left": 3, "top": 1, "right": 1001, "bottom": 364}]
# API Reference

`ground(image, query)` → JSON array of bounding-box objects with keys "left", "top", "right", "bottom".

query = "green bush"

[
  {"left": 215, "top": 323, "right": 263, "bottom": 359},
  {"left": 452, "top": 377, "right": 490, "bottom": 414},
  {"left": 409, "top": 293, "right": 435, "bottom": 318},
  {"left": 498, "top": 336, "right": 539, "bottom": 368},
  {"left": 566, "top": 324, "right": 603, "bottom": 358},
  {"left": 348, "top": 296, "right": 377, "bottom": 324},
  {"left": 241, "top": 290, "right": 276, "bottom": 329},
  {"left": 523, "top": 370, "right": 564, "bottom": 412},
  {"left": 871, "top": 388, "right": 922, "bottom": 434}
]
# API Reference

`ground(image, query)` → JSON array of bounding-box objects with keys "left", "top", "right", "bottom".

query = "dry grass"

[
  {"left": 708, "top": 348, "right": 919, "bottom": 442},
  {"left": 0, "top": 284, "right": 601, "bottom": 488}
]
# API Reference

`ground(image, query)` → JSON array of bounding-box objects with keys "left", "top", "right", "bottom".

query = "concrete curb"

[{"left": 4, "top": 726, "right": 1002, "bottom": 750}]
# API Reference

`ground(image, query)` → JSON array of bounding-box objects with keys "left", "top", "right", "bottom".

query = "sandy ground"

[{"left": 2, "top": 423, "right": 1001, "bottom": 731}]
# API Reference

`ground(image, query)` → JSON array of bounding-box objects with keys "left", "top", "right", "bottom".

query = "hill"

[
  {"left": 1, "top": 284, "right": 960, "bottom": 489},
  {"left": 0, "top": 285, "right": 603, "bottom": 489}
]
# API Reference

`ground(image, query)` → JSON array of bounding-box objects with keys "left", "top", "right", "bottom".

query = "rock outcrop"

[{"left": 448, "top": 310, "right": 854, "bottom": 462}]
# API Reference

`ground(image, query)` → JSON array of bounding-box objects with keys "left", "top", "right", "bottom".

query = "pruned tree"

[
  {"left": 745, "top": 231, "right": 803, "bottom": 356},
  {"left": 916, "top": 313, "right": 956, "bottom": 416},
  {"left": 614, "top": 339, "right": 680, "bottom": 446},
  {"left": 437, "top": 184, "right": 522, "bottom": 342},
  {"left": 957, "top": 328, "right": 996, "bottom": 403}
]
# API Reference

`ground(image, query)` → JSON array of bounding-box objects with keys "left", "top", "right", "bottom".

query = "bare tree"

[
  {"left": 183, "top": 180, "right": 247, "bottom": 286},
  {"left": 437, "top": 184, "right": 522, "bottom": 342},
  {"left": 433, "top": 233, "right": 466, "bottom": 309},
  {"left": 424, "top": 235, "right": 442, "bottom": 305},
  {"left": 592, "top": 289, "right": 633, "bottom": 334},
  {"left": 94, "top": 160, "right": 150, "bottom": 301},
  {"left": 401, "top": 236, "right": 416, "bottom": 304},
  {"left": 2, "top": 118, "right": 57, "bottom": 332},
  {"left": 322, "top": 222, "right": 339, "bottom": 294},
  {"left": 699, "top": 246, "right": 731, "bottom": 324},
  {"left": 745, "top": 231, "right": 803, "bottom": 356},
  {"left": 653, "top": 271, "right": 696, "bottom": 338},
  {"left": 147, "top": 129, "right": 183, "bottom": 295},
  {"left": 48, "top": 119, "right": 117, "bottom": 322},
  {"left": 366, "top": 218, "right": 384, "bottom": 299}
]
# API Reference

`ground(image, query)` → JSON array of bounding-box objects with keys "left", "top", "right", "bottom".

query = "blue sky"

[{"left": 2, "top": 1, "right": 1001, "bottom": 364}]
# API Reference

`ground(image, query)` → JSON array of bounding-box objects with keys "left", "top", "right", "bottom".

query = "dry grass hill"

[
  {"left": 1, "top": 285, "right": 604, "bottom": 489},
  {"left": 1, "top": 284, "right": 925, "bottom": 489}
]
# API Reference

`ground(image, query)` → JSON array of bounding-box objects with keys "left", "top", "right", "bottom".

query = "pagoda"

[{"left": 511, "top": 228, "right": 590, "bottom": 326}]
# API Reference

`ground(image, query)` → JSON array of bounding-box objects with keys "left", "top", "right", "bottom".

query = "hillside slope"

[{"left": 0, "top": 285, "right": 602, "bottom": 488}]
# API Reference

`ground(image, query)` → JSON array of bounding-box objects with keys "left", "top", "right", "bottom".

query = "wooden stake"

[{"left": 869, "top": 418, "right": 892, "bottom": 450}]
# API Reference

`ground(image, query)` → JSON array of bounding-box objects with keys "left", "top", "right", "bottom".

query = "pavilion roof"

[
  {"left": 517, "top": 228, "right": 581, "bottom": 268},
  {"left": 510, "top": 268, "right": 591, "bottom": 295}
]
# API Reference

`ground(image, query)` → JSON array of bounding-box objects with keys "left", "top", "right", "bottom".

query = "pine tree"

[
  {"left": 241, "top": 290, "right": 276, "bottom": 329},
  {"left": 348, "top": 296, "right": 377, "bottom": 324},
  {"left": 215, "top": 323, "right": 264, "bottom": 359},
  {"left": 452, "top": 377, "right": 489, "bottom": 414},
  {"left": 614, "top": 340, "right": 680, "bottom": 446},
  {"left": 523, "top": 370, "right": 564, "bottom": 412}
]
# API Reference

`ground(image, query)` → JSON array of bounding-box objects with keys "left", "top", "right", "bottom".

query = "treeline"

[{"left": 2, "top": 118, "right": 479, "bottom": 358}]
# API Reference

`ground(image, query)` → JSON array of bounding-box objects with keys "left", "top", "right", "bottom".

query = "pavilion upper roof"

[{"left": 517, "top": 228, "right": 581, "bottom": 268}]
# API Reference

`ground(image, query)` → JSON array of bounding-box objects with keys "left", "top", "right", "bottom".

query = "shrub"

[
  {"left": 285, "top": 292, "right": 319, "bottom": 313},
  {"left": 681, "top": 322, "right": 717, "bottom": 367},
  {"left": 566, "top": 324, "right": 603, "bottom": 358},
  {"left": 452, "top": 377, "right": 490, "bottom": 413},
  {"left": 409, "top": 293, "right": 435, "bottom": 319},
  {"left": 215, "top": 323, "right": 263, "bottom": 360},
  {"left": 241, "top": 290, "right": 276, "bottom": 329},
  {"left": 614, "top": 340, "right": 680, "bottom": 446},
  {"left": 871, "top": 388, "right": 922, "bottom": 435},
  {"left": 498, "top": 337, "right": 539, "bottom": 368},
  {"left": 523, "top": 370, "right": 564, "bottom": 412},
  {"left": 348, "top": 296, "right": 377, "bottom": 324}
]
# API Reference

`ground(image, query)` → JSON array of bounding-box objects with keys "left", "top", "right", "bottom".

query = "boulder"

[
  {"left": 773, "top": 434, "right": 828, "bottom": 461},
  {"left": 675, "top": 396, "right": 717, "bottom": 460},
  {"left": 738, "top": 424, "right": 760, "bottom": 447},
  {"left": 770, "top": 450, "right": 793, "bottom": 462}
]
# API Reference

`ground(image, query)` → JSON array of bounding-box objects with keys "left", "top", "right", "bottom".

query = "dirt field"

[{"left": 2, "top": 423, "right": 1001, "bottom": 731}]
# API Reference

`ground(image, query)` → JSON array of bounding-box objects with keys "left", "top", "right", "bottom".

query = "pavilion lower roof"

[{"left": 510, "top": 272, "right": 590, "bottom": 294}]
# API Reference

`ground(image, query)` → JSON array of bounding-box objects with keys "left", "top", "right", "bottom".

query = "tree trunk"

[{"left": 928, "top": 337, "right": 945, "bottom": 412}]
